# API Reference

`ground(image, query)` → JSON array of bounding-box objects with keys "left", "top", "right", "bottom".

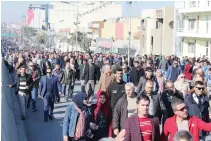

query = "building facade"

[
  {"left": 27, "top": 2, "right": 122, "bottom": 33},
  {"left": 87, "top": 18, "right": 140, "bottom": 54},
  {"left": 140, "top": 6, "right": 174, "bottom": 55},
  {"left": 173, "top": 1, "right": 211, "bottom": 58}
]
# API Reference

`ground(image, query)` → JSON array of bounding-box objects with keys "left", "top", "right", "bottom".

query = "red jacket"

[
  {"left": 161, "top": 115, "right": 211, "bottom": 141},
  {"left": 184, "top": 63, "right": 192, "bottom": 80}
]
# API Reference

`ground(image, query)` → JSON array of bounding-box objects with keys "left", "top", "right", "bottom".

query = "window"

[
  {"left": 188, "top": 43, "right": 195, "bottom": 53},
  {"left": 188, "top": 19, "right": 196, "bottom": 30}
]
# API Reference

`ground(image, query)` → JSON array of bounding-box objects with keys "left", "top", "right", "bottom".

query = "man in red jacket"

[{"left": 161, "top": 99, "right": 211, "bottom": 141}]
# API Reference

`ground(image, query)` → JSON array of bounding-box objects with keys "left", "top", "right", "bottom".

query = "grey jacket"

[
  {"left": 136, "top": 76, "right": 159, "bottom": 94},
  {"left": 159, "top": 60, "right": 168, "bottom": 71},
  {"left": 112, "top": 94, "right": 129, "bottom": 130}
]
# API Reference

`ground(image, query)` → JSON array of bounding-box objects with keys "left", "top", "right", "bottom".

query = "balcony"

[
  {"left": 177, "top": 28, "right": 211, "bottom": 38},
  {"left": 178, "top": 1, "right": 211, "bottom": 13}
]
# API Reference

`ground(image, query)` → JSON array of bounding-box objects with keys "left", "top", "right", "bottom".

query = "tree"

[
  {"left": 22, "top": 26, "right": 36, "bottom": 37},
  {"left": 69, "top": 31, "right": 91, "bottom": 51},
  {"left": 35, "top": 31, "right": 48, "bottom": 45}
]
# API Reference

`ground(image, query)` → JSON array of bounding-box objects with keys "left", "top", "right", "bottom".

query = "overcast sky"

[{"left": 1, "top": 1, "right": 174, "bottom": 23}]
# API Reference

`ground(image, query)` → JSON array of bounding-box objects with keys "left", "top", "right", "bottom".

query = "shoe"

[
  {"left": 21, "top": 115, "right": 25, "bottom": 120},
  {"left": 49, "top": 116, "right": 53, "bottom": 120},
  {"left": 44, "top": 118, "right": 48, "bottom": 122},
  {"left": 33, "top": 109, "right": 37, "bottom": 112}
]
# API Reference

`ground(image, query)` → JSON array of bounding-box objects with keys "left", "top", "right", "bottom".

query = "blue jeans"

[
  {"left": 62, "top": 84, "right": 74, "bottom": 100},
  {"left": 27, "top": 87, "right": 37, "bottom": 110}
]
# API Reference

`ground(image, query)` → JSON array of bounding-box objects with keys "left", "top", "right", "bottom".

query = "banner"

[{"left": 27, "top": 9, "right": 34, "bottom": 25}]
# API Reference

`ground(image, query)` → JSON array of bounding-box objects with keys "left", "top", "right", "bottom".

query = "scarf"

[{"left": 94, "top": 90, "right": 112, "bottom": 122}]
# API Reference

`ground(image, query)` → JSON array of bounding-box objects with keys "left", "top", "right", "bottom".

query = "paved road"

[
  {"left": 25, "top": 81, "right": 82, "bottom": 141},
  {"left": 24, "top": 81, "right": 211, "bottom": 141}
]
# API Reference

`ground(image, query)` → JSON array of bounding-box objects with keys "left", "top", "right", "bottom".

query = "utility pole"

[
  {"left": 128, "top": 1, "right": 132, "bottom": 67},
  {"left": 74, "top": 6, "right": 80, "bottom": 51}
]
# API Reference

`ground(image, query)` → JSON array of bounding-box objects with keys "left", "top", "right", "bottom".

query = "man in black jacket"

[
  {"left": 130, "top": 61, "right": 144, "bottom": 87},
  {"left": 7, "top": 65, "right": 33, "bottom": 120},
  {"left": 84, "top": 57, "right": 100, "bottom": 97},
  {"left": 107, "top": 68, "right": 126, "bottom": 113},
  {"left": 161, "top": 80, "right": 184, "bottom": 122},
  {"left": 26, "top": 61, "right": 41, "bottom": 111}
]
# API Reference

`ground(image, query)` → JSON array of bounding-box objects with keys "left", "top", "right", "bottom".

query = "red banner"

[{"left": 27, "top": 9, "right": 34, "bottom": 25}]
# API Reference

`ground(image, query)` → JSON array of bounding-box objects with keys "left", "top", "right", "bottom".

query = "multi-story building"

[
  {"left": 87, "top": 17, "right": 140, "bottom": 53},
  {"left": 140, "top": 6, "right": 174, "bottom": 55},
  {"left": 27, "top": 2, "right": 122, "bottom": 33},
  {"left": 173, "top": 1, "right": 211, "bottom": 58}
]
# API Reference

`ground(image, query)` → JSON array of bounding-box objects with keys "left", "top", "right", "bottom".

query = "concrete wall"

[
  {"left": 1, "top": 60, "right": 28, "bottom": 141},
  {"left": 162, "top": 6, "right": 174, "bottom": 56},
  {"left": 151, "top": 28, "right": 162, "bottom": 55},
  {"left": 140, "top": 9, "right": 157, "bottom": 55}
]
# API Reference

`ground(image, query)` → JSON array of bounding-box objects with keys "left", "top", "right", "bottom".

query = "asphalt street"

[{"left": 24, "top": 81, "right": 211, "bottom": 141}]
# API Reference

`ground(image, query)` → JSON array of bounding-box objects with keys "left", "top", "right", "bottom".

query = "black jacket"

[
  {"left": 161, "top": 89, "right": 184, "bottom": 120},
  {"left": 130, "top": 67, "right": 145, "bottom": 86},
  {"left": 84, "top": 64, "right": 100, "bottom": 84},
  {"left": 140, "top": 91, "right": 167, "bottom": 120},
  {"left": 11, "top": 73, "right": 33, "bottom": 94},
  {"left": 107, "top": 80, "right": 126, "bottom": 112}
]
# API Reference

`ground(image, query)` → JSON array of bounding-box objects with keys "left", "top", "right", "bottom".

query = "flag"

[{"left": 27, "top": 9, "right": 34, "bottom": 25}]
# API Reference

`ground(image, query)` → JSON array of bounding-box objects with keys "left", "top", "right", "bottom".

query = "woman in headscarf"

[
  {"left": 174, "top": 73, "right": 190, "bottom": 98},
  {"left": 63, "top": 92, "right": 94, "bottom": 141},
  {"left": 91, "top": 90, "right": 112, "bottom": 141},
  {"left": 155, "top": 69, "right": 166, "bottom": 94}
]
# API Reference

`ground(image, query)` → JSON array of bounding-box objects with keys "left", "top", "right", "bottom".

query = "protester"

[
  {"left": 7, "top": 65, "right": 33, "bottom": 120},
  {"left": 123, "top": 95, "right": 160, "bottom": 141},
  {"left": 112, "top": 82, "right": 137, "bottom": 135},
  {"left": 161, "top": 99, "right": 211, "bottom": 141}
]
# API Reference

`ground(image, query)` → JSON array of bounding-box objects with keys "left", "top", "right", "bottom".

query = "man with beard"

[{"left": 107, "top": 68, "right": 126, "bottom": 113}]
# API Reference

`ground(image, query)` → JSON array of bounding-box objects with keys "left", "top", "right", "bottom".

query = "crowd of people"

[
  {"left": 1, "top": 38, "right": 19, "bottom": 55},
  {"left": 3, "top": 46, "right": 211, "bottom": 141}
]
